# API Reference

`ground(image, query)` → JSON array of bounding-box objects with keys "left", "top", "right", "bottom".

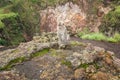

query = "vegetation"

[
  {"left": 0, "top": 0, "right": 80, "bottom": 46},
  {"left": 100, "top": 1, "right": 120, "bottom": 36},
  {"left": 0, "top": 12, "right": 17, "bottom": 28},
  {"left": 107, "top": 33, "right": 120, "bottom": 42},
  {"left": 70, "top": 41, "right": 86, "bottom": 46},
  {"left": 77, "top": 63, "right": 89, "bottom": 69},
  {"left": 78, "top": 31, "right": 120, "bottom": 43},
  {"left": 0, "top": 0, "right": 40, "bottom": 45},
  {"left": 0, "top": 0, "right": 120, "bottom": 46},
  {"left": 61, "top": 60, "right": 72, "bottom": 68},
  {"left": 0, "top": 57, "right": 26, "bottom": 70},
  {"left": 80, "top": 33, "right": 106, "bottom": 41},
  {"left": 0, "top": 48, "right": 49, "bottom": 71},
  {"left": 0, "top": 38, "right": 7, "bottom": 45},
  {"left": 76, "top": 0, "right": 120, "bottom": 43},
  {"left": 30, "top": 48, "right": 49, "bottom": 58}
]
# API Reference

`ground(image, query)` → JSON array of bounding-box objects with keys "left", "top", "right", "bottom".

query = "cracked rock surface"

[{"left": 0, "top": 41, "right": 120, "bottom": 80}]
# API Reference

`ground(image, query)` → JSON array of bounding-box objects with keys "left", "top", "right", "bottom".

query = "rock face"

[
  {"left": 57, "top": 21, "right": 70, "bottom": 47},
  {"left": 0, "top": 41, "right": 120, "bottom": 80},
  {"left": 40, "top": 2, "right": 86, "bottom": 34},
  {"left": 40, "top": 1, "right": 112, "bottom": 34},
  {"left": 33, "top": 32, "right": 58, "bottom": 43},
  {"left": 0, "top": 71, "right": 27, "bottom": 80},
  {"left": 0, "top": 40, "right": 57, "bottom": 68}
]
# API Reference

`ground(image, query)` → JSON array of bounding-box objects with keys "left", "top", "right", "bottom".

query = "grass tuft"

[
  {"left": 81, "top": 33, "right": 106, "bottom": 41},
  {"left": 61, "top": 60, "right": 72, "bottom": 68},
  {"left": 77, "top": 32, "right": 120, "bottom": 43}
]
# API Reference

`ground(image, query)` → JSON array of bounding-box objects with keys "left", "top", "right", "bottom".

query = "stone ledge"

[{"left": 0, "top": 41, "right": 58, "bottom": 68}]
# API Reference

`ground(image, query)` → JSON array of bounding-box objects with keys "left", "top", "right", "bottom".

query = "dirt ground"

[{"left": 71, "top": 37, "right": 120, "bottom": 58}]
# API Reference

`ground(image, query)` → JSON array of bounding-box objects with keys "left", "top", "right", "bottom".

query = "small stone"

[
  {"left": 86, "top": 65, "right": 96, "bottom": 73},
  {"left": 55, "top": 63, "right": 61, "bottom": 68},
  {"left": 94, "top": 46, "right": 105, "bottom": 53},
  {"left": 107, "top": 51, "right": 114, "bottom": 56},
  {"left": 100, "top": 67, "right": 106, "bottom": 72},
  {"left": 71, "top": 58, "right": 81, "bottom": 67},
  {"left": 113, "top": 57, "right": 120, "bottom": 71},
  {"left": 57, "top": 76, "right": 65, "bottom": 80},
  {"left": 74, "top": 68, "right": 87, "bottom": 79},
  {"left": 82, "top": 52, "right": 96, "bottom": 63},
  {"left": 73, "top": 52, "right": 82, "bottom": 57},
  {"left": 90, "top": 71, "right": 109, "bottom": 80},
  {"left": 104, "top": 57, "right": 113, "bottom": 65}
]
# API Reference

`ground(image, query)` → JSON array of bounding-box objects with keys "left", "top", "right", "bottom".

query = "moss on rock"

[{"left": 0, "top": 48, "right": 49, "bottom": 71}]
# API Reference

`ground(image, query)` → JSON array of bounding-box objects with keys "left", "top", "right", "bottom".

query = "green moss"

[
  {"left": 50, "top": 49, "right": 66, "bottom": 59},
  {"left": 93, "top": 63, "right": 100, "bottom": 69},
  {"left": 50, "top": 49, "right": 57, "bottom": 57},
  {"left": 61, "top": 60, "right": 72, "bottom": 68},
  {"left": 30, "top": 48, "right": 49, "bottom": 58},
  {"left": 70, "top": 41, "right": 85, "bottom": 46},
  {"left": 11, "top": 49, "right": 19, "bottom": 53},
  {"left": 77, "top": 63, "right": 89, "bottom": 69},
  {"left": 77, "top": 62, "right": 100, "bottom": 70},
  {"left": 0, "top": 48, "right": 49, "bottom": 71},
  {"left": 0, "top": 57, "right": 26, "bottom": 70}
]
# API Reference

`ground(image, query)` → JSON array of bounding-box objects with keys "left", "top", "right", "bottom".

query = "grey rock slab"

[{"left": 0, "top": 41, "right": 57, "bottom": 68}]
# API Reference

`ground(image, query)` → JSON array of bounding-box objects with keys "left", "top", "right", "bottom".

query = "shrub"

[
  {"left": 0, "top": 38, "right": 7, "bottom": 45},
  {"left": 81, "top": 33, "right": 107, "bottom": 41},
  {"left": 113, "top": 32, "right": 120, "bottom": 41},
  {"left": 0, "top": 12, "right": 18, "bottom": 29},
  {"left": 100, "top": 5, "right": 120, "bottom": 36},
  {"left": 107, "top": 32, "right": 120, "bottom": 42},
  {"left": 107, "top": 37, "right": 117, "bottom": 43},
  {"left": 77, "top": 32, "right": 120, "bottom": 43},
  {"left": 2, "top": 16, "right": 25, "bottom": 45},
  {"left": 77, "top": 28, "right": 90, "bottom": 37}
]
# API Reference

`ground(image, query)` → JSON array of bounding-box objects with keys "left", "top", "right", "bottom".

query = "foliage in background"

[
  {"left": 0, "top": 0, "right": 120, "bottom": 45},
  {"left": 0, "top": 12, "right": 17, "bottom": 29},
  {"left": 2, "top": 16, "right": 25, "bottom": 45},
  {"left": 0, "top": 0, "right": 40, "bottom": 45},
  {"left": 30, "top": 0, "right": 70, "bottom": 9},
  {"left": 77, "top": 31, "right": 120, "bottom": 43},
  {"left": 100, "top": 1, "right": 120, "bottom": 36},
  {"left": 0, "top": 0, "right": 12, "bottom": 7},
  {"left": 0, "top": 38, "right": 7, "bottom": 45},
  {"left": 0, "top": 5, "right": 19, "bottom": 45},
  {"left": 11, "top": 0, "right": 40, "bottom": 40},
  {"left": 77, "top": 28, "right": 90, "bottom": 37},
  {"left": 78, "top": 0, "right": 120, "bottom": 43},
  {"left": 107, "top": 33, "right": 120, "bottom": 43},
  {"left": 0, "top": 0, "right": 81, "bottom": 46},
  {"left": 81, "top": 33, "right": 106, "bottom": 41}
]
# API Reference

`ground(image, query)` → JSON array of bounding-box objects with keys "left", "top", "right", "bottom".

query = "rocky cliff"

[
  {"left": 0, "top": 39, "right": 120, "bottom": 80},
  {"left": 40, "top": 0, "right": 111, "bottom": 34}
]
